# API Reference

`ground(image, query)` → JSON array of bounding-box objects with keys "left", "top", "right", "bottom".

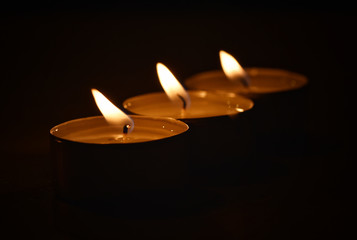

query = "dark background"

[{"left": 1, "top": 1, "right": 353, "bottom": 239}]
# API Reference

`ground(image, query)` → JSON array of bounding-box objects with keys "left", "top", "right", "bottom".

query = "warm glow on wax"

[
  {"left": 156, "top": 63, "right": 191, "bottom": 110},
  {"left": 91, "top": 89, "right": 134, "bottom": 133},
  {"left": 219, "top": 50, "right": 249, "bottom": 86}
]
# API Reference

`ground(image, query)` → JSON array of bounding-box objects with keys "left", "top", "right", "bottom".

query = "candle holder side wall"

[
  {"left": 245, "top": 86, "right": 310, "bottom": 158},
  {"left": 182, "top": 114, "right": 254, "bottom": 187},
  {"left": 50, "top": 132, "right": 190, "bottom": 207}
]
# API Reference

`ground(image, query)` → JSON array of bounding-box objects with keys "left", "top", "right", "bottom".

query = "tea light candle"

[
  {"left": 123, "top": 63, "right": 254, "bottom": 186},
  {"left": 50, "top": 89, "right": 190, "bottom": 221},
  {"left": 184, "top": 51, "right": 309, "bottom": 158},
  {"left": 184, "top": 50, "right": 308, "bottom": 96}
]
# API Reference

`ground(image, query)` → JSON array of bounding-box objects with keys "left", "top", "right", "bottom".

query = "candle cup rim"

[
  {"left": 50, "top": 115, "right": 189, "bottom": 145},
  {"left": 123, "top": 90, "right": 254, "bottom": 119},
  {"left": 184, "top": 68, "right": 308, "bottom": 94}
]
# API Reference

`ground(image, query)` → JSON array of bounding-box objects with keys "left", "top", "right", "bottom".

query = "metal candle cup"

[
  {"left": 50, "top": 115, "right": 189, "bottom": 213},
  {"left": 123, "top": 90, "right": 254, "bottom": 186},
  {"left": 185, "top": 68, "right": 309, "bottom": 157}
]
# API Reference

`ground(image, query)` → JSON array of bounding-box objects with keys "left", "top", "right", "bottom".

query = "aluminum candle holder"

[
  {"left": 184, "top": 51, "right": 309, "bottom": 157},
  {"left": 185, "top": 68, "right": 309, "bottom": 157},
  {"left": 123, "top": 92, "right": 254, "bottom": 186},
  {"left": 50, "top": 115, "right": 190, "bottom": 217},
  {"left": 122, "top": 63, "right": 255, "bottom": 186}
]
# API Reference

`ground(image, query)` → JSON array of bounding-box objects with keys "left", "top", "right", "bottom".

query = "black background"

[{"left": 1, "top": 1, "right": 353, "bottom": 239}]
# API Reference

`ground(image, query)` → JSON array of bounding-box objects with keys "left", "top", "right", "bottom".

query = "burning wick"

[
  {"left": 114, "top": 124, "right": 131, "bottom": 142},
  {"left": 123, "top": 124, "right": 131, "bottom": 135},
  {"left": 121, "top": 124, "right": 132, "bottom": 142},
  {"left": 177, "top": 94, "right": 187, "bottom": 110},
  {"left": 240, "top": 74, "right": 251, "bottom": 88}
]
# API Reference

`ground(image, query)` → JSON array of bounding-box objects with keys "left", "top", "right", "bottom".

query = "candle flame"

[
  {"left": 91, "top": 89, "right": 134, "bottom": 133},
  {"left": 219, "top": 50, "right": 249, "bottom": 86},
  {"left": 156, "top": 63, "right": 191, "bottom": 110}
]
